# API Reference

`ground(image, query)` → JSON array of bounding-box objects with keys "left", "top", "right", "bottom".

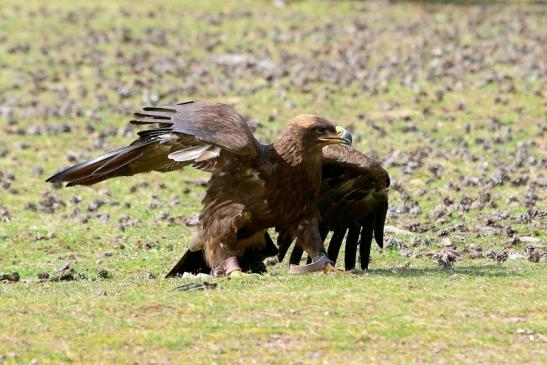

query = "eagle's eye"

[{"left": 313, "top": 127, "right": 328, "bottom": 135}]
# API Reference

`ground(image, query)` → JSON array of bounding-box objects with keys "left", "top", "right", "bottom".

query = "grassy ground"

[{"left": 0, "top": 1, "right": 545, "bottom": 364}]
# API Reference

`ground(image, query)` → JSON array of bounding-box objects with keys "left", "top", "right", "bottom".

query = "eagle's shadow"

[{"left": 349, "top": 264, "right": 528, "bottom": 278}]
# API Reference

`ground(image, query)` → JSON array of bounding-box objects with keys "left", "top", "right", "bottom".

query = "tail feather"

[
  {"left": 359, "top": 220, "right": 374, "bottom": 270},
  {"left": 374, "top": 197, "right": 388, "bottom": 248},
  {"left": 165, "top": 249, "right": 210, "bottom": 277}
]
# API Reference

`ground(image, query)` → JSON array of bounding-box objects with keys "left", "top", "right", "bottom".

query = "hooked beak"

[{"left": 318, "top": 126, "right": 352, "bottom": 145}]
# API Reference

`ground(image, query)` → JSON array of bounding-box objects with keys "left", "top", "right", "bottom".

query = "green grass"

[
  {"left": 2, "top": 261, "right": 546, "bottom": 364},
  {"left": 0, "top": 0, "right": 546, "bottom": 364}
]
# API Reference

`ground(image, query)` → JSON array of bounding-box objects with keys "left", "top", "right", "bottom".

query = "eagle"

[{"left": 47, "top": 101, "right": 389, "bottom": 276}]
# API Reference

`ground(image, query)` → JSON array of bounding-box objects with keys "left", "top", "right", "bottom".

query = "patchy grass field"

[{"left": 0, "top": 1, "right": 545, "bottom": 364}]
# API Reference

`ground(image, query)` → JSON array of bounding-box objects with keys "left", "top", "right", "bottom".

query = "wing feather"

[
  {"left": 168, "top": 145, "right": 212, "bottom": 162},
  {"left": 47, "top": 100, "right": 257, "bottom": 186},
  {"left": 276, "top": 144, "right": 389, "bottom": 270}
]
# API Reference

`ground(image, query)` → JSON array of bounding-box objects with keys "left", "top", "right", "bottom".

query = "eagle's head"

[{"left": 287, "top": 115, "right": 352, "bottom": 151}]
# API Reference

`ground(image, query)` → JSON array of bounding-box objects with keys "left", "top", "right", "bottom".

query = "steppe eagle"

[{"left": 47, "top": 101, "right": 389, "bottom": 276}]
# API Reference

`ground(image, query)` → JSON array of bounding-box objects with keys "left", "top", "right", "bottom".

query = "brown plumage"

[
  {"left": 277, "top": 144, "right": 390, "bottom": 271},
  {"left": 47, "top": 101, "right": 356, "bottom": 276},
  {"left": 169, "top": 144, "right": 390, "bottom": 275}
]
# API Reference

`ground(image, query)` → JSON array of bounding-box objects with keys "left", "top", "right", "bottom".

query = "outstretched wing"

[
  {"left": 277, "top": 144, "right": 390, "bottom": 270},
  {"left": 47, "top": 101, "right": 257, "bottom": 186}
]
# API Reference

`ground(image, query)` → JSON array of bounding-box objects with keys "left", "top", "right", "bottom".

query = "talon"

[
  {"left": 212, "top": 256, "right": 245, "bottom": 277},
  {"left": 321, "top": 262, "right": 347, "bottom": 274},
  {"left": 228, "top": 269, "right": 248, "bottom": 278},
  {"left": 289, "top": 255, "right": 345, "bottom": 275}
]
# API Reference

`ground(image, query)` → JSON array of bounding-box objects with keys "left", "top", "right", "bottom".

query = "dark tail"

[
  {"left": 165, "top": 250, "right": 210, "bottom": 278},
  {"left": 166, "top": 233, "right": 278, "bottom": 277},
  {"left": 374, "top": 196, "right": 388, "bottom": 249}
]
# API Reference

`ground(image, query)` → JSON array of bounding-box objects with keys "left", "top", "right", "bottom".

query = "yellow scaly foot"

[
  {"left": 321, "top": 262, "right": 348, "bottom": 274},
  {"left": 228, "top": 269, "right": 248, "bottom": 278}
]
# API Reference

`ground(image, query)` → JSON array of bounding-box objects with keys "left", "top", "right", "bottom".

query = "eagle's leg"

[
  {"left": 205, "top": 220, "right": 269, "bottom": 277},
  {"left": 210, "top": 256, "right": 245, "bottom": 277},
  {"left": 204, "top": 230, "right": 246, "bottom": 277},
  {"left": 287, "top": 218, "right": 345, "bottom": 274},
  {"left": 295, "top": 218, "right": 325, "bottom": 258}
]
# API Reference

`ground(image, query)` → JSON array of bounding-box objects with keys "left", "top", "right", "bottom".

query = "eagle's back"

[{"left": 200, "top": 144, "right": 322, "bottom": 233}]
